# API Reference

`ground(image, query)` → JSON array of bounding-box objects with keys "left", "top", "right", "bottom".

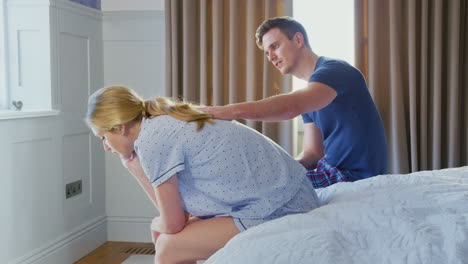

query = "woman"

[{"left": 86, "top": 86, "right": 319, "bottom": 263}]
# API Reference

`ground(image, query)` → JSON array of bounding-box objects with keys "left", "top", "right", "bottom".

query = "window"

[
  {"left": 0, "top": 0, "right": 7, "bottom": 110},
  {"left": 292, "top": 0, "right": 355, "bottom": 154},
  {"left": 0, "top": 0, "right": 54, "bottom": 115},
  {"left": 293, "top": 0, "right": 355, "bottom": 90}
]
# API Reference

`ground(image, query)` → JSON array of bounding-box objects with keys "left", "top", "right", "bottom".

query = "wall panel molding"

[
  {"left": 51, "top": 0, "right": 102, "bottom": 21},
  {"left": 1, "top": 1, "right": 105, "bottom": 263},
  {"left": 9, "top": 215, "right": 107, "bottom": 264},
  {"left": 107, "top": 216, "right": 153, "bottom": 242}
]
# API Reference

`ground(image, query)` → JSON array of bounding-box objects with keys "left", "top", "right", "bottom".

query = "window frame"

[{"left": 0, "top": 0, "right": 8, "bottom": 110}]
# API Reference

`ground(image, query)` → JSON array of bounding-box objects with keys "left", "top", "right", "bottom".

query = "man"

[{"left": 203, "top": 16, "right": 388, "bottom": 188}]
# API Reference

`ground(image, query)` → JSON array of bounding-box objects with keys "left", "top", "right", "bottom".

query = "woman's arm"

[
  {"left": 123, "top": 153, "right": 159, "bottom": 209},
  {"left": 123, "top": 154, "right": 186, "bottom": 234},
  {"left": 152, "top": 174, "right": 186, "bottom": 234}
]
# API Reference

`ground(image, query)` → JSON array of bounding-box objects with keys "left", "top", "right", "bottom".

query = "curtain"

[
  {"left": 165, "top": 0, "right": 295, "bottom": 154},
  {"left": 355, "top": 0, "right": 468, "bottom": 173}
]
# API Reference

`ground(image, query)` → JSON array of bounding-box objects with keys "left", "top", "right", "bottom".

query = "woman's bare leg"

[{"left": 154, "top": 216, "right": 239, "bottom": 264}]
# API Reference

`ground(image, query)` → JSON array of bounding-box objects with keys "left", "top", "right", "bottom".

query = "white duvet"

[{"left": 206, "top": 167, "right": 468, "bottom": 264}]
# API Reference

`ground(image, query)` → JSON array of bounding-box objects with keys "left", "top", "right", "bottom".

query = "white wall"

[
  {"left": 102, "top": 10, "right": 166, "bottom": 242},
  {"left": 101, "top": 0, "right": 164, "bottom": 11},
  {"left": 1, "top": 2, "right": 166, "bottom": 263},
  {"left": 0, "top": 1, "right": 106, "bottom": 263}
]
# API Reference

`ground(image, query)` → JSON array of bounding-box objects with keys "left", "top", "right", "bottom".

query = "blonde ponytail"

[
  {"left": 86, "top": 86, "right": 214, "bottom": 132},
  {"left": 144, "top": 97, "right": 214, "bottom": 131}
]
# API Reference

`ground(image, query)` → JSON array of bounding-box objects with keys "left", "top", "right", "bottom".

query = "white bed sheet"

[{"left": 206, "top": 167, "right": 468, "bottom": 264}]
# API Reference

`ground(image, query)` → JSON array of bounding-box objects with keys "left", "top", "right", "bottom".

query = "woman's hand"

[
  {"left": 150, "top": 217, "right": 162, "bottom": 244},
  {"left": 121, "top": 151, "right": 136, "bottom": 168},
  {"left": 151, "top": 230, "right": 160, "bottom": 244},
  {"left": 122, "top": 151, "right": 142, "bottom": 177}
]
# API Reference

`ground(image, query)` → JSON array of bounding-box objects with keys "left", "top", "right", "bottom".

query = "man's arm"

[
  {"left": 202, "top": 82, "right": 337, "bottom": 121},
  {"left": 296, "top": 122, "right": 325, "bottom": 170}
]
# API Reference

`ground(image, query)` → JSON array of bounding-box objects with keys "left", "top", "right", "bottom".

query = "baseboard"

[
  {"left": 107, "top": 216, "right": 154, "bottom": 243},
  {"left": 9, "top": 215, "right": 107, "bottom": 264},
  {"left": 8, "top": 215, "right": 153, "bottom": 264}
]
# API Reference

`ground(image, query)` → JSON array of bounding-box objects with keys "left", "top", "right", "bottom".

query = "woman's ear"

[
  {"left": 110, "top": 124, "right": 125, "bottom": 135},
  {"left": 118, "top": 124, "right": 127, "bottom": 136}
]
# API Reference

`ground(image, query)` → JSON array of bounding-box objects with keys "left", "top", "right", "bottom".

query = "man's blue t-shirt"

[{"left": 301, "top": 57, "right": 388, "bottom": 180}]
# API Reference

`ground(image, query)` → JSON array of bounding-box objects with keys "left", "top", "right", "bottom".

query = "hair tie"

[{"left": 141, "top": 101, "right": 147, "bottom": 118}]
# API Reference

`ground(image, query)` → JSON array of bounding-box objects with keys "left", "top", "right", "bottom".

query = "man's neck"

[{"left": 292, "top": 49, "right": 319, "bottom": 81}]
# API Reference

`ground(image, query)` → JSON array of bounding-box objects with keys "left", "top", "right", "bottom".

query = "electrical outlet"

[{"left": 66, "top": 180, "right": 82, "bottom": 199}]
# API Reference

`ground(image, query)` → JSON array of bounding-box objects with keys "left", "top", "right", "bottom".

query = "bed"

[{"left": 205, "top": 166, "right": 468, "bottom": 264}]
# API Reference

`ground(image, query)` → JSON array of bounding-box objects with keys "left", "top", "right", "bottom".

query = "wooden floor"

[{"left": 74, "top": 241, "right": 154, "bottom": 264}]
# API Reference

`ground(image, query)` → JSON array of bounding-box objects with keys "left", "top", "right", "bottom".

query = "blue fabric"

[
  {"left": 233, "top": 178, "right": 318, "bottom": 231},
  {"left": 301, "top": 57, "right": 388, "bottom": 181},
  {"left": 135, "top": 116, "right": 319, "bottom": 230},
  {"left": 69, "top": 0, "right": 101, "bottom": 9}
]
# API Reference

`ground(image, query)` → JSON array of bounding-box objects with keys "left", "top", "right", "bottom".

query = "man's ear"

[{"left": 294, "top": 32, "right": 305, "bottom": 47}]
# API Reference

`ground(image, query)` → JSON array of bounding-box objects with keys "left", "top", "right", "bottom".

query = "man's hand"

[
  {"left": 199, "top": 106, "right": 235, "bottom": 120},
  {"left": 296, "top": 156, "right": 316, "bottom": 170}
]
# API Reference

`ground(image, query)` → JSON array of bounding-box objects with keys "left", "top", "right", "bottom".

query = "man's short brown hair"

[{"left": 255, "top": 16, "right": 310, "bottom": 50}]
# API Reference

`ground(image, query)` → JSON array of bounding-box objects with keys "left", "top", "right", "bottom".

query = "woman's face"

[{"left": 93, "top": 127, "right": 134, "bottom": 160}]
